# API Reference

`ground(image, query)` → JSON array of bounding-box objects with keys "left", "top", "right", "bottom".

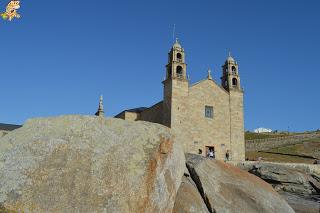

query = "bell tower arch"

[
  {"left": 221, "top": 52, "right": 241, "bottom": 91},
  {"left": 165, "top": 38, "right": 187, "bottom": 80}
]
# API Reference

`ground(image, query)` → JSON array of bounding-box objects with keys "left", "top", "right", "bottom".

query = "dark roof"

[
  {"left": 114, "top": 107, "right": 148, "bottom": 118},
  {"left": 0, "top": 123, "right": 22, "bottom": 131},
  {"left": 126, "top": 107, "right": 148, "bottom": 113}
]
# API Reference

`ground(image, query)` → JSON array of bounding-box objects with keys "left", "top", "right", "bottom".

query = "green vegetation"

[
  {"left": 246, "top": 137, "right": 320, "bottom": 164},
  {"left": 245, "top": 151, "right": 315, "bottom": 164}
]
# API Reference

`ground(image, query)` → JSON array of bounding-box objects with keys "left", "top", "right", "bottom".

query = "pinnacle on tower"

[
  {"left": 173, "top": 38, "right": 182, "bottom": 49},
  {"left": 227, "top": 51, "right": 235, "bottom": 63},
  {"left": 207, "top": 68, "right": 212, "bottom": 80},
  {"left": 95, "top": 95, "right": 104, "bottom": 117}
]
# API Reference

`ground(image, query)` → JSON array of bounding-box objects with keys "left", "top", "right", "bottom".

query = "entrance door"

[{"left": 205, "top": 146, "right": 215, "bottom": 158}]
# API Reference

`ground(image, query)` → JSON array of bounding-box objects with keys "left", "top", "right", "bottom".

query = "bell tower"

[
  {"left": 221, "top": 52, "right": 241, "bottom": 91},
  {"left": 221, "top": 52, "right": 245, "bottom": 161},
  {"left": 162, "top": 39, "right": 189, "bottom": 128},
  {"left": 165, "top": 38, "right": 187, "bottom": 80}
]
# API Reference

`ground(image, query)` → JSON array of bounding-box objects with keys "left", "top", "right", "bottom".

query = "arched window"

[
  {"left": 177, "top": 53, "right": 182, "bottom": 59},
  {"left": 232, "top": 66, "right": 237, "bottom": 75},
  {"left": 176, "top": 66, "right": 183, "bottom": 75},
  {"left": 232, "top": 78, "right": 238, "bottom": 86}
]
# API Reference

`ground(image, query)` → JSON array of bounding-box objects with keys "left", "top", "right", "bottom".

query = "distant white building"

[{"left": 254, "top": 128, "right": 272, "bottom": 133}]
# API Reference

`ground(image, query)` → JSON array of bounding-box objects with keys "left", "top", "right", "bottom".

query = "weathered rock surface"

[
  {"left": 0, "top": 115, "right": 185, "bottom": 212},
  {"left": 173, "top": 172, "right": 209, "bottom": 213},
  {"left": 248, "top": 163, "right": 320, "bottom": 195},
  {"left": 236, "top": 162, "right": 320, "bottom": 213},
  {"left": 186, "top": 154, "right": 294, "bottom": 213}
]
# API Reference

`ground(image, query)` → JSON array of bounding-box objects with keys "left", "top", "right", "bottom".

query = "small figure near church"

[
  {"left": 208, "top": 148, "right": 215, "bottom": 159},
  {"left": 225, "top": 150, "right": 230, "bottom": 161}
]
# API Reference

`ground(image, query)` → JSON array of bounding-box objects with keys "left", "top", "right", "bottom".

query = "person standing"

[
  {"left": 225, "top": 150, "right": 230, "bottom": 162},
  {"left": 208, "top": 149, "right": 215, "bottom": 159}
]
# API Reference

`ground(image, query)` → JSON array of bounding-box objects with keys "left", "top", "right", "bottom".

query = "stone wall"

[
  {"left": 246, "top": 132, "right": 320, "bottom": 151},
  {"left": 229, "top": 89, "right": 245, "bottom": 161},
  {"left": 115, "top": 111, "right": 140, "bottom": 121},
  {"left": 140, "top": 101, "right": 163, "bottom": 125},
  {"left": 116, "top": 78, "right": 245, "bottom": 161},
  {"left": 169, "top": 78, "right": 189, "bottom": 151},
  {"left": 184, "top": 79, "right": 231, "bottom": 160}
]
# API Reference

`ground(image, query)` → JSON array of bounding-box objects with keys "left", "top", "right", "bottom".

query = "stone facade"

[{"left": 115, "top": 39, "right": 245, "bottom": 161}]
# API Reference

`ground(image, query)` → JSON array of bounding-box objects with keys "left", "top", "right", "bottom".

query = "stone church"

[{"left": 114, "top": 39, "right": 245, "bottom": 161}]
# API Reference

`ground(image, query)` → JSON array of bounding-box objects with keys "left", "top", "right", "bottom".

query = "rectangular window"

[{"left": 205, "top": 106, "right": 214, "bottom": 118}]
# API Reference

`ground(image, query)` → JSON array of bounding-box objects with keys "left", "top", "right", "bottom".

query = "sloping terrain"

[{"left": 246, "top": 135, "right": 320, "bottom": 163}]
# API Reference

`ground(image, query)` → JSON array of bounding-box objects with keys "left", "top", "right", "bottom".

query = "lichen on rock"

[{"left": 0, "top": 115, "right": 185, "bottom": 212}]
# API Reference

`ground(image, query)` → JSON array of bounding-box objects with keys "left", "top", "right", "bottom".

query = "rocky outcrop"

[
  {"left": 0, "top": 115, "right": 298, "bottom": 213},
  {"left": 0, "top": 115, "right": 185, "bottom": 212},
  {"left": 173, "top": 171, "right": 209, "bottom": 213},
  {"left": 185, "top": 154, "right": 294, "bottom": 213},
  {"left": 236, "top": 162, "right": 320, "bottom": 213}
]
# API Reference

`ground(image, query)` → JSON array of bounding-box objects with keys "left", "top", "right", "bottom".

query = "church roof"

[
  {"left": 115, "top": 101, "right": 163, "bottom": 117},
  {"left": 125, "top": 107, "right": 148, "bottom": 113},
  {"left": 0, "top": 123, "right": 22, "bottom": 131},
  {"left": 190, "top": 78, "right": 229, "bottom": 95}
]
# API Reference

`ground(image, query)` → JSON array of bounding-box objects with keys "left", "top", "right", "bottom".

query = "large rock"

[
  {"left": 186, "top": 154, "right": 294, "bottom": 213},
  {"left": 236, "top": 162, "right": 320, "bottom": 213},
  {"left": 0, "top": 115, "right": 185, "bottom": 212},
  {"left": 247, "top": 163, "right": 320, "bottom": 195},
  {"left": 173, "top": 173, "right": 209, "bottom": 213}
]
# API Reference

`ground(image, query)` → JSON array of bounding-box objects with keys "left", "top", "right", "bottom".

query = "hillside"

[{"left": 245, "top": 131, "right": 320, "bottom": 163}]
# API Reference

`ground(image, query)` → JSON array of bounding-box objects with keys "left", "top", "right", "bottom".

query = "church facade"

[{"left": 115, "top": 40, "right": 245, "bottom": 161}]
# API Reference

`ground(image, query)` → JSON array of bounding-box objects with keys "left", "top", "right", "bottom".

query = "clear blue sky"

[{"left": 1, "top": 0, "right": 319, "bottom": 132}]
